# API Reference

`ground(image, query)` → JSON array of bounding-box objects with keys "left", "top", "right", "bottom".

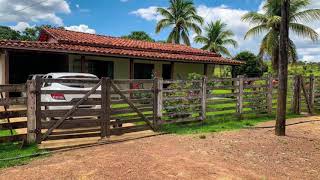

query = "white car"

[{"left": 41, "top": 73, "right": 100, "bottom": 111}]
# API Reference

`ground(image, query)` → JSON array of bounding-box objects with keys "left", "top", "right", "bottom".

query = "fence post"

[
  {"left": 27, "top": 80, "right": 36, "bottom": 144},
  {"left": 200, "top": 76, "right": 207, "bottom": 121},
  {"left": 309, "top": 74, "right": 315, "bottom": 110},
  {"left": 267, "top": 74, "right": 273, "bottom": 116},
  {"left": 35, "top": 76, "right": 42, "bottom": 143},
  {"left": 292, "top": 75, "right": 301, "bottom": 114},
  {"left": 100, "top": 77, "right": 107, "bottom": 138},
  {"left": 153, "top": 78, "right": 163, "bottom": 129},
  {"left": 237, "top": 75, "right": 244, "bottom": 119}
]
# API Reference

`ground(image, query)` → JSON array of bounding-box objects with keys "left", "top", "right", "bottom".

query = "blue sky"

[{"left": 0, "top": 0, "right": 320, "bottom": 61}]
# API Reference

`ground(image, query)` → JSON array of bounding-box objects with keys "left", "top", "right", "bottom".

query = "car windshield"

[{"left": 59, "top": 75, "right": 98, "bottom": 88}]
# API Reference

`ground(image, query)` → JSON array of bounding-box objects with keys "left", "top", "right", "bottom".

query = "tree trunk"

[{"left": 276, "top": 0, "right": 290, "bottom": 136}]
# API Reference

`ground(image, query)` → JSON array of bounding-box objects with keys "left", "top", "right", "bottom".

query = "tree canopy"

[
  {"left": 0, "top": 26, "right": 21, "bottom": 40},
  {"left": 156, "top": 0, "right": 203, "bottom": 45},
  {"left": 194, "top": 20, "right": 238, "bottom": 57},
  {"left": 121, "top": 31, "right": 155, "bottom": 42},
  {"left": 233, "top": 51, "right": 268, "bottom": 77}
]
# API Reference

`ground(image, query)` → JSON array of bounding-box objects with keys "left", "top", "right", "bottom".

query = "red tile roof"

[{"left": 0, "top": 28, "right": 243, "bottom": 65}]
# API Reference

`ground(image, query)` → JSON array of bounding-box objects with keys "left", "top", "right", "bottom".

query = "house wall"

[
  {"left": 173, "top": 63, "right": 204, "bottom": 79},
  {"left": 69, "top": 54, "right": 220, "bottom": 80}
]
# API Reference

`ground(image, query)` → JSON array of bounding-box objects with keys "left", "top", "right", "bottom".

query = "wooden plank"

[
  {"left": 47, "top": 132, "right": 101, "bottom": 140},
  {"left": 41, "top": 80, "right": 102, "bottom": 141},
  {"left": 0, "top": 121, "right": 27, "bottom": 129},
  {"left": 207, "top": 85, "right": 238, "bottom": 90},
  {"left": 309, "top": 74, "right": 315, "bottom": 110},
  {"left": 206, "top": 106, "right": 235, "bottom": 111},
  {"left": 153, "top": 78, "right": 163, "bottom": 127},
  {"left": 111, "top": 107, "right": 153, "bottom": 115},
  {"left": 41, "top": 90, "right": 101, "bottom": 95},
  {"left": 40, "top": 99, "right": 101, "bottom": 106},
  {"left": 163, "top": 80, "right": 202, "bottom": 84},
  {"left": 267, "top": 74, "right": 273, "bottom": 115},
  {"left": 163, "top": 96, "right": 201, "bottom": 101},
  {"left": 35, "top": 76, "right": 42, "bottom": 143},
  {"left": 110, "top": 125, "right": 150, "bottom": 134},
  {"left": 111, "top": 98, "right": 153, "bottom": 104},
  {"left": 200, "top": 77, "right": 207, "bottom": 121},
  {"left": 0, "top": 92, "right": 13, "bottom": 135},
  {"left": 27, "top": 80, "right": 37, "bottom": 144},
  {"left": 106, "top": 78, "right": 111, "bottom": 138},
  {"left": 301, "top": 76, "right": 313, "bottom": 114},
  {"left": 0, "top": 134, "right": 27, "bottom": 143},
  {"left": 237, "top": 75, "right": 244, "bottom": 119},
  {"left": 100, "top": 77, "right": 107, "bottom": 138},
  {"left": 41, "top": 78, "right": 100, "bottom": 84},
  {"left": 0, "top": 97, "right": 26, "bottom": 106},
  {"left": 113, "top": 79, "right": 154, "bottom": 84},
  {"left": 207, "top": 93, "right": 238, "bottom": 98},
  {"left": 0, "top": 110, "right": 27, "bottom": 119},
  {"left": 110, "top": 81, "right": 154, "bottom": 130},
  {"left": 41, "top": 109, "right": 102, "bottom": 118},
  {"left": 0, "top": 84, "right": 26, "bottom": 92}
]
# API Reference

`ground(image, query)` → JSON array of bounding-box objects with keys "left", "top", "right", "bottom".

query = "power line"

[{"left": 0, "top": 0, "right": 54, "bottom": 18}]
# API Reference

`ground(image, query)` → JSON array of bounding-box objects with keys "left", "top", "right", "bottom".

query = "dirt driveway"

[{"left": 1, "top": 116, "right": 320, "bottom": 180}]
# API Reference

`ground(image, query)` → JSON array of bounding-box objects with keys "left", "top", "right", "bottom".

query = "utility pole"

[{"left": 276, "top": 0, "right": 290, "bottom": 136}]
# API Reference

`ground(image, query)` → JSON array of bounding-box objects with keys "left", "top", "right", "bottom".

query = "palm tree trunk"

[{"left": 276, "top": 0, "right": 290, "bottom": 136}]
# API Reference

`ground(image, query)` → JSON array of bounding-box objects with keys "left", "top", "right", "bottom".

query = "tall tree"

[
  {"left": 242, "top": 0, "right": 320, "bottom": 74},
  {"left": 122, "top": 31, "right": 155, "bottom": 42},
  {"left": 156, "top": 0, "right": 203, "bottom": 46},
  {"left": 0, "top": 26, "right": 21, "bottom": 40},
  {"left": 276, "top": 0, "right": 290, "bottom": 136},
  {"left": 194, "top": 20, "right": 238, "bottom": 57}
]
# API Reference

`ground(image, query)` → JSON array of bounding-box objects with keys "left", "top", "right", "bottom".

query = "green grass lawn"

[
  {"left": 160, "top": 113, "right": 303, "bottom": 134},
  {"left": 0, "top": 142, "right": 47, "bottom": 169}
]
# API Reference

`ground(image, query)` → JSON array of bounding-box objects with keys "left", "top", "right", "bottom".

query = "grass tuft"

[{"left": 0, "top": 142, "right": 46, "bottom": 169}]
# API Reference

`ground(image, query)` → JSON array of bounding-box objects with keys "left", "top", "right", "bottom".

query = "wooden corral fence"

[
  {"left": 0, "top": 84, "right": 27, "bottom": 143},
  {"left": 0, "top": 74, "right": 317, "bottom": 145}
]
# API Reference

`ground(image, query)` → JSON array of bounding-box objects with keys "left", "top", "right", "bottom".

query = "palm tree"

[
  {"left": 194, "top": 20, "right": 238, "bottom": 57},
  {"left": 242, "top": 0, "right": 320, "bottom": 73},
  {"left": 156, "top": 0, "right": 203, "bottom": 46}
]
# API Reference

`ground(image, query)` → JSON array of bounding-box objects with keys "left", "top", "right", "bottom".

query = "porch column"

[
  {"left": 203, "top": 64, "right": 208, "bottom": 76},
  {"left": 4, "top": 50, "right": 9, "bottom": 84},
  {"left": 170, "top": 62, "right": 174, "bottom": 80},
  {"left": 80, "top": 55, "right": 85, "bottom": 73},
  {"left": 129, "top": 59, "right": 134, "bottom": 79}
]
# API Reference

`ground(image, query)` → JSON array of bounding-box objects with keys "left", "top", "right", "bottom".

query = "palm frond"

[
  {"left": 290, "top": 23, "right": 319, "bottom": 41},
  {"left": 291, "top": 9, "right": 320, "bottom": 23},
  {"left": 244, "top": 24, "right": 269, "bottom": 39}
]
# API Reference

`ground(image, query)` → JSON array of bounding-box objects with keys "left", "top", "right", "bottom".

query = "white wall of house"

[{"left": 67, "top": 54, "right": 218, "bottom": 80}]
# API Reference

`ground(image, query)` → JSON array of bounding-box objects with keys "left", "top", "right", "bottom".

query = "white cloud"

[
  {"left": 65, "top": 24, "right": 96, "bottom": 34},
  {"left": 10, "top": 22, "right": 34, "bottom": 32},
  {"left": 130, "top": 6, "right": 162, "bottom": 21},
  {"left": 0, "top": 0, "right": 71, "bottom": 25}
]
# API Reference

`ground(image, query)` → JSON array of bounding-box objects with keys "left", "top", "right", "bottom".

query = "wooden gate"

[{"left": 35, "top": 77, "right": 156, "bottom": 143}]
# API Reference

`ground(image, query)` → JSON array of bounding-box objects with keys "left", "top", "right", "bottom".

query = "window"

[
  {"left": 73, "top": 59, "right": 114, "bottom": 79},
  {"left": 134, "top": 63, "right": 154, "bottom": 79}
]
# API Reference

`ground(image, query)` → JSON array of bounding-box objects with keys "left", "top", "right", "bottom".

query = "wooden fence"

[{"left": 0, "top": 74, "right": 317, "bottom": 145}]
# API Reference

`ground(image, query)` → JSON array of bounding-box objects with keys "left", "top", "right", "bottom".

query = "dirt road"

[{"left": 1, "top": 116, "right": 320, "bottom": 180}]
